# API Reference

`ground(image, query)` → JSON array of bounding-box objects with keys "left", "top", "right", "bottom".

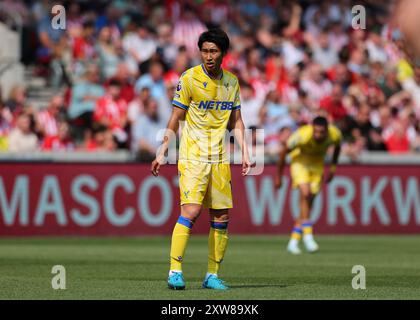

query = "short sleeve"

[
  {"left": 330, "top": 126, "right": 342, "bottom": 146},
  {"left": 287, "top": 130, "right": 302, "bottom": 150},
  {"left": 172, "top": 72, "right": 191, "bottom": 110}
]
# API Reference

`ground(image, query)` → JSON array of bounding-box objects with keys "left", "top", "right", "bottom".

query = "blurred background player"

[
  {"left": 151, "top": 29, "right": 251, "bottom": 290},
  {"left": 275, "top": 116, "right": 342, "bottom": 254}
]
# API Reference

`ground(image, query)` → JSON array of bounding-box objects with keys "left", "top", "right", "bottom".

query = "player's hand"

[
  {"left": 275, "top": 176, "right": 282, "bottom": 189},
  {"left": 151, "top": 155, "right": 164, "bottom": 177},
  {"left": 325, "top": 171, "right": 335, "bottom": 184},
  {"left": 242, "top": 158, "right": 252, "bottom": 176}
]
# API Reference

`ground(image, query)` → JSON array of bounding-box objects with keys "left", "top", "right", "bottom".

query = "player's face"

[
  {"left": 200, "top": 42, "right": 224, "bottom": 74},
  {"left": 312, "top": 125, "right": 328, "bottom": 143}
]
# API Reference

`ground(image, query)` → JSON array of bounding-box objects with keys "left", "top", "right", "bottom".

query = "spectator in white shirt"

[
  {"left": 366, "top": 29, "right": 388, "bottom": 64},
  {"left": 134, "top": 61, "right": 166, "bottom": 99},
  {"left": 127, "top": 87, "right": 151, "bottom": 125},
  {"left": 308, "top": 31, "right": 338, "bottom": 70},
  {"left": 131, "top": 98, "right": 165, "bottom": 162},
  {"left": 300, "top": 63, "right": 332, "bottom": 108},
  {"left": 156, "top": 23, "right": 179, "bottom": 68},
  {"left": 240, "top": 82, "right": 265, "bottom": 129},
  {"left": 123, "top": 22, "right": 157, "bottom": 76},
  {"left": 8, "top": 112, "right": 39, "bottom": 152},
  {"left": 173, "top": 5, "right": 206, "bottom": 59}
]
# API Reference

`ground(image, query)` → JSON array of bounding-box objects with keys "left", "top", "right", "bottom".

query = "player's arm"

[
  {"left": 151, "top": 106, "right": 186, "bottom": 176},
  {"left": 151, "top": 71, "right": 191, "bottom": 176},
  {"left": 230, "top": 108, "right": 251, "bottom": 176},
  {"left": 275, "top": 130, "right": 300, "bottom": 189},
  {"left": 325, "top": 127, "right": 342, "bottom": 183},
  {"left": 275, "top": 144, "right": 292, "bottom": 189},
  {"left": 325, "top": 143, "right": 341, "bottom": 183},
  {"left": 230, "top": 81, "right": 251, "bottom": 176}
]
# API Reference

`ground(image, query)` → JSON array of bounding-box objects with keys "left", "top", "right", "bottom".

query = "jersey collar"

[{"left": 201, "top": 64, "right": 223, "bottom": 80}]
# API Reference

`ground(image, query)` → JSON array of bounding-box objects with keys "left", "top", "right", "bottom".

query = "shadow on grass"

[
  {"left": 230, "top": 284, "right": 288, "bottom": 289},
  {"left": 0, "top": 258, "right": 172, "bottom": 267},
  {"left": 157, "top": 282, "right": 289, "bottom": 291}
]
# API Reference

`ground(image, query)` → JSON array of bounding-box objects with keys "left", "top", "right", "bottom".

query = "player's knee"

[
  {"left": 184, "top": 212, "right": 201, "bottom": 223},
  {"left": 309, "top": 193, "right": 317, "bottom": 203},
  {"left": 209, "top": 209, "right": 229, "bottom": 223},
  {"left": 301, "top": 192, "right": 315, "bottom": 205},
  {"left": 303, "top": 193, "right": 313, "bottom": 203},
  {"left": 209, "top": 210, "right": 229, "bottom": 232},
  {"left": 299, "top": 188, "right": 312, "bottom": 200},
  {"left": 181, "top": 205, "right": 202, "bottom": 222}
]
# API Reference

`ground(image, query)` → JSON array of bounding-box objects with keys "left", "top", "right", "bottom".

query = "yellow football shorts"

[
  {"left": 178, "top": 160, "right": 233, "bottom": 209},
  {"left": 290, "top": 161, "right": 324, "bottom": 194}
]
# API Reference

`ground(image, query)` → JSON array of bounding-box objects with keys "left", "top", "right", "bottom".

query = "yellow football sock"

[
  {"left": 170, "top": 216, "right": 193, "bottom": 271},
  {"left": 207, "top": 221, "right": 229, "bottom": 275},
  {"left": 302, "top": 221, "right": 313, "bottom": 235},
  {"left": 291, "top": 225, "right": 303, "bottom": 241}
]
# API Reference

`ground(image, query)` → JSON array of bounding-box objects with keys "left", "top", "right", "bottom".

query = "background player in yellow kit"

[
  {"left": 275, "top": 116, "right": 341, "bottom": 254},
  {"left": 151, "top": 29, "right": 251, "bottom": 290}
]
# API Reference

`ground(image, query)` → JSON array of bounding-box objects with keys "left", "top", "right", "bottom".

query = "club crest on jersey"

[
  {"left": 203, "top": 82, "right": 208, "bottom": 88},
  {"left": 176, "top": 81, "right": 182, "bottom": 91}
]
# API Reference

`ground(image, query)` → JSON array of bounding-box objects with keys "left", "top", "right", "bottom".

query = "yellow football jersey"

[
  {"left": 287, "top": 124, "right": 342, "bottom": 165},
  {"left": 172, "top": 64, "right": 241, "bottom": 163}
]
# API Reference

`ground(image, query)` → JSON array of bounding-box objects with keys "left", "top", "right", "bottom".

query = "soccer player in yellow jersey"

[
  {"left": 151, "top": 29, "right": 251, "bottom": 290},
  {"left": 275, "top": 116, "right": 342, "bottom": 254}
]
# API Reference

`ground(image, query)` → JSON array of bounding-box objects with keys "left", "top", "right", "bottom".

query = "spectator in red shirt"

[
  {"left": 41, "top": 121, "right": 74, "bottom": 151},
  {"left": 94, "top": 79, "right": 128, "bottom": 143},
  {"left": 82, "top": 125, "right": 118, "bottom": 152},
  {"left": 319, "top": 84, "right": 348, "bottom": 122},
  {"left": 385, "top": 121, "right": 411, "bottom": 153},
  {"left": 72, "top": 20, "right": 96, "bottom": 62},
  {"left": 326, "top": 63, "right": 352, "bottom": 89},
  {"left": 106, "top": 63, "right": 135, "bottom": 104},
  {"left": 36, "top": 94, "right": 65, "bottom": 139}
]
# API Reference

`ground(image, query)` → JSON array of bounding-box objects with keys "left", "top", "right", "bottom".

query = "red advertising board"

[{"left": 1, "top": 163, "right": 420, "bottom": 236}]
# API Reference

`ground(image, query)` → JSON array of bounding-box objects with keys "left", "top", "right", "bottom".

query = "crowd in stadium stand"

[{"left": 1, "top": 0, "right": 420, "bottom": 161}]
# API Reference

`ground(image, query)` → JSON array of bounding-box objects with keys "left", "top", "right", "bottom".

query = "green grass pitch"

[{"left": 1, "top": 235, "right": 419, "bottom": 299}]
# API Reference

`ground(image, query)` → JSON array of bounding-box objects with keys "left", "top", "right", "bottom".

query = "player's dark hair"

[
  {"left": 312, "top": 116, "right": 328, "bottom": 128},
  {"left": 198, "top": 28, "right": 230, "bottom": 54}
]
